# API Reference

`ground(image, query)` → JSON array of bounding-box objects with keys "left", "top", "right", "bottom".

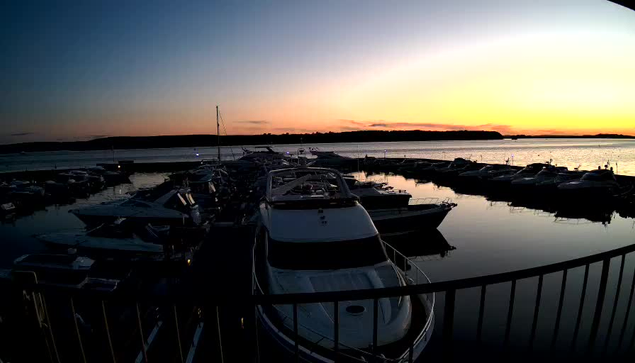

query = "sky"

[{"left": 1, "top": 0, "right": 634, "bottom": 144}]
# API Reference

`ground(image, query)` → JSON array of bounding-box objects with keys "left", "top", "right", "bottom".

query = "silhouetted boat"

[
  {"left": 350, "top": 181, "right": 412, "bottom": 209},
  {"left": 70, "top": 189, "right": 201, "bottom": 227}
]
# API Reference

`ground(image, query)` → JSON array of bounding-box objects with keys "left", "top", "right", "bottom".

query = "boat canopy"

[{"left": 266, "top": 167, "right": 356, "bottom": 204}]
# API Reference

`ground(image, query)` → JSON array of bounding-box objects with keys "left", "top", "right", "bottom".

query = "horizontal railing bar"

[{"left": 14, "top": 242, "right": 635, "bottom": 306}]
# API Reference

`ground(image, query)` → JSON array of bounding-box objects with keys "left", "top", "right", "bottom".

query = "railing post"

[
  {"left": 616, "top": 264, "right": 635, "bottom": 352},
  {"left": 476, "top": 285, "right": 487, "bottom": 344},
  {"left": 174, "top": 305, "right": 184, "bottom": 363},
  {"left": 571, "top": 264, "right": 590, "bottom": 351},
  {"left": 333, "top": 300, "right": 339, "bottom": 360},
  {"left": 443, "top": 289, "right": 456, "bottom": 362},
  {"left": 101, "top": 301, "right": 117, "bottom": 363},
  {"left": 135, "top": 303, "right": 148, "bottom": 363},
  {"left": 69, "top": 298, "right": 87, "bottom": 363},
  {"left": 503, "top": 280, "right": 517, "bottom": 349},
  {"left": 373, "top": 298, "right": 379, "bottom": 354},
  {"left": 588, "top": 258, "right": 611, "bottom": 355},
  {"left": 528, "top": 274, "right": 544, "bottom": 352},
  {"left": 293, "top": 303, "right": 299, "bottom": 362},
  {"left": 216, "top": 305, "right": 225, "bottom": 363},
  {"left": 551, "top": 269, "right": 568, "bottom": 351},
  {"left": 41, "top": 294, "right": 61, "bottom": 363},
  {"left": 603, "top": 254, "right": 626, "bottom": 355}
]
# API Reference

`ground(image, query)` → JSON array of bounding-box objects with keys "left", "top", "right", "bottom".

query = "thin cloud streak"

[
  {"left": 233, "top": 120, "right": 269, "bottom": 125},
  {"left": 344, "top": 120, "right": 514, "bottom": 133}
]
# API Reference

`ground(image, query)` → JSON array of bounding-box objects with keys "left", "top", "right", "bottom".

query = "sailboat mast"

[{"left": 216, "top": 105, "right": 221, "bottom": 162}]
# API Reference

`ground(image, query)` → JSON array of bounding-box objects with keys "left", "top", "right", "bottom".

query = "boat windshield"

[{"left": 268, "top": 235, "right": 388, "bottom": 270}]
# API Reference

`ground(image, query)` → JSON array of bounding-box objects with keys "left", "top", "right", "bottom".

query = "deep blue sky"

[{"left": 2, "top": 1, "right": 634, "bottom": 144}]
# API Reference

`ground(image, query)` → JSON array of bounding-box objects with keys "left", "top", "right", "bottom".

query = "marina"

[
  {"left": 1, "top": 143, "right": 635, "bottom": 362},
  {"left": 4, "top": 0, "right": 635, "bottom": 361}
]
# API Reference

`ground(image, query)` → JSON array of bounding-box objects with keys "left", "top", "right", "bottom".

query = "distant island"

[
  {"left": 505, "top": 133, "right": 635, "bottom": 139},
  {"left": 0, "top": 130, "right": 503, "bottom": 154},
  {"left": 1, "top": 130, "right": 633, "bottom": 154}
]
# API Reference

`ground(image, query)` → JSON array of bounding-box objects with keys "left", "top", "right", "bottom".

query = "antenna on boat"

[{"left": 216, "top": 105, "right": 221, "bottom": 162}]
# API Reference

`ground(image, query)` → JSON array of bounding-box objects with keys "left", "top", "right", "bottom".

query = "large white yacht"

[{"left": 253, "top": 167, "right": 434, "bottom": 362}]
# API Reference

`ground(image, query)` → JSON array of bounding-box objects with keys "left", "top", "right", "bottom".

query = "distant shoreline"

[
  {"left": 0, "top": 130, "right": 633, "bottom": 154},
  {"left": 0, "top": 130, "right": 502, "bottom": 154},
  {"left": 505, "top": 134, "right": 635, "bottom": 139}
]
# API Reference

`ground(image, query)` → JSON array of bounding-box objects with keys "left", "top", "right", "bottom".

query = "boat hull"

[
  {"left": 369, "top": 205, "right": 452, "bottom": 235},
  {"left": 72, "top": 212, "right": 188, "bottom": 227}
]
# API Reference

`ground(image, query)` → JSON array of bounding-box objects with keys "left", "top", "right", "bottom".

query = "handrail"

[
  {"left": 254, "top": 241, "right": 635, "bottom": 305},
  {"left": 19, "top": 242, "right": 635, "bottom": 307}
]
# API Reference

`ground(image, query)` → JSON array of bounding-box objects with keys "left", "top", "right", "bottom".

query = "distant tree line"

[{"left": 0, "top": 130, "right": 505, "bottom": 154}]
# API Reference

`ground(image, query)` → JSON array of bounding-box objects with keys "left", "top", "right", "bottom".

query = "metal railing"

[{"left": 4, "top": 241, "right": 635, "bottom": 362}]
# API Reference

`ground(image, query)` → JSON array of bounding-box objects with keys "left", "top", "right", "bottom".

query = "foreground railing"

[{"left": 3, "top": 241, "right": 635, "bottom": 362}]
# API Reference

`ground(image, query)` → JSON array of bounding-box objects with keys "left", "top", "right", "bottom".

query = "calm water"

[
  {"left": 2, "top": 138, "right": 635, "bottom": 175},
  {"left": 353, "top": 172, "right": 635, "bottom": 356}
]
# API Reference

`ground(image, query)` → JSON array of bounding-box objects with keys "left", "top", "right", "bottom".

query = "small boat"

[
  {"left": 350, "top": 181, "right": 412, "bottom": 210},
  {"left": 459, "top": 164, "right": 515, "bottom": 180},
  {"left": 490, "top": 163, "right": 550, "bottom": 184},
  {"left": 511, "top": 167, "right": 568, "bottom": 189},
  {"left": 433, "top": 158, "right": 475, "bottom": 179},
  {"left": 557, "top": 169, "right": 628, "bottom": 201},
  {"left": 12, "top": 253, "right": 119, "bottom": 292},
  {"left": 8, "top": 181, "right": 46, "bottom": 206},
  {"left": 87, "top": 166, "right": 131, "bottom": 185},
  {"left": 535, "top": 170, "right": 583, "bottom": 191},
  {"left": 253, "top": 167, "right": 434, "bottom": 363},
  {"left": 368, "top": 199, "right": 456, "bottom": 236},
  {"left": 309, "top": 148, "right": 356, "bottom": 168},
  {"left": 1, "top": 202, "right": 16, "bottom": 215},
  {"left": 36, "top": 220, "right": 165, "bottom": 257},
  {"left": 309, "top": 147, "right": 351, "bottom": 160},
  {"left": 70, "top": 189, "right": 201, "bottom": 227},
  {"left": 240, "top": 146, "right": 288, "bottom": 161}
]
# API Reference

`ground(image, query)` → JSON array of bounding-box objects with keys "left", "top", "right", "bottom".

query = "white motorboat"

[
  {"left": 36, "top": 220, "right": 164, "bottom": 256},
  {"left": 368, "top": 198, "right": 456, "bottom": 236},
  {"left": 490, "top": 163, "right": 550, "bottom": 184},
  {"left": 12, "top": 254, "right": 119, "bottom": 292},
  {"left": 253, "top": 167, "right": 434, "bottom": 363},
  {"left": 511, "top": 167, "right": 568, "bottom": 188},
  {"left": 433, "top": 157, "right": 475, "bottom": 178},
  {"left": 558, "top": 168, "right": 626, "bottom": 199},
  {"left": 459, "top": 164, "right": 515, "bottom": 180},
  {"left": 71, "top": 189, "right": 201, "bottom": 227}
]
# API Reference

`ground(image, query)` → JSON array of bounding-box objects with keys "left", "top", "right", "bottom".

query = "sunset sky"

[{"left": 1, "top": 0, "right": 634, "bottom": 144}]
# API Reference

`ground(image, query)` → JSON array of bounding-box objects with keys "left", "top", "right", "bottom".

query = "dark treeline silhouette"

[
  {"left": 508, "top": 133, "right": 635, "bottom": 139},
  {"left": 0, "top": 130, "right": 503, "bottom": 154}
]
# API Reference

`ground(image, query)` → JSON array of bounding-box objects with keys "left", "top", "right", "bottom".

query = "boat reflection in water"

[{"left": 382, "top": 229, "right": 456, "bottom": 260}]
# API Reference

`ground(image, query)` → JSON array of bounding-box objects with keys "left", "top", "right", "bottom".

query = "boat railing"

[{"left": 409, "top": 197, "right": 454, "bottom": 206}]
